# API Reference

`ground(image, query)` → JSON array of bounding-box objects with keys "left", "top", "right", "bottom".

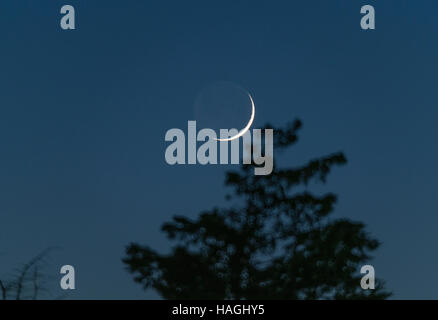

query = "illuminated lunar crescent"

[{"left": 214, "top": 93, "right": 255, "bottom": 142}]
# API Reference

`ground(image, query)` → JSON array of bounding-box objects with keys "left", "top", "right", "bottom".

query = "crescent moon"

[{"left": 214, "top": 93, "right": 255, "bottom": 142}]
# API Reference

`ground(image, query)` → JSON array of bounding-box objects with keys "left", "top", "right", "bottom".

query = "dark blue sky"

[{"left": 1, "top": 0, "right": 437, "bottom": 299}]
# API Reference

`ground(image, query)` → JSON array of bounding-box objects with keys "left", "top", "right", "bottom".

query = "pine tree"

[{"left": 123, "top": 120, "right": 390, "bottom": 299}]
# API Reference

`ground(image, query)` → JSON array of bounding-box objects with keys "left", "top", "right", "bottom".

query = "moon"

[{"left": 214, "top": 93, "right": 255, "bottom": 142}]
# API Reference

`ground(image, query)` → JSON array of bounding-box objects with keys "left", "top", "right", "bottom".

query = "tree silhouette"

[{"left": 123, "top": 120, "right": 391, "bottom": 299}]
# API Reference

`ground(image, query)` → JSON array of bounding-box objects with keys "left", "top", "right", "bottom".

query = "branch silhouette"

[{"left": 0, "top": 248, "right": 54, "bottom": 300}]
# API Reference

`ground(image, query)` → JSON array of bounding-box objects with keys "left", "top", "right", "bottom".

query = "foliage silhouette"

[{"left": 123, "top": 120, "right": 391, "bottom": 299}]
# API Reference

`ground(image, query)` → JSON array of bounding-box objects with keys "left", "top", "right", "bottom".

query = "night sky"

[{"left": 1, "top": 0, "right": 437, "bottom": 299}]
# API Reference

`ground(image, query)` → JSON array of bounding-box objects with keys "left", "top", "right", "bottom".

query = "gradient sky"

[{"left": 1, "top": 0, "right": 438, "bottom": 299}]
